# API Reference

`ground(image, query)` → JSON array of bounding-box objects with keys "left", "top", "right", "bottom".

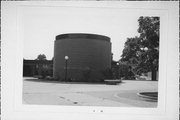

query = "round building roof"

[{"left": 55, "top": 33, "right": 110, "bottom": 42}]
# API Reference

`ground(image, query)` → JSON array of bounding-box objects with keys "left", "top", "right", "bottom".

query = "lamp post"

[
  {"left": 116, "top": 62, "right": 119, "bottom": 79},
  {"left": 64, "top": 56, "right": 69, "bottom": 81}
]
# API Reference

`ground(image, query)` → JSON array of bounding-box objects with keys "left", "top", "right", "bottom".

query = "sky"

[{"left": 23, "top": 6, "right": 140, "bottom": 61}]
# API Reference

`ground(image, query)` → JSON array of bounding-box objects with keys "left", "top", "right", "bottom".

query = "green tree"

[
  {"left": 121, "top": 16, "right": 159, "bottom": 81},
  {"left": 118, "top": 62, "right": 135, "bottom": 80},
  {"left": 121, "top": 37, "right": 141, "bottom": 64},
  {"left": 36, "top": 54, "right": 47, "bottom": 61},
  {"left": 35, "top": 54, "right": 48, "bottom": 78}
]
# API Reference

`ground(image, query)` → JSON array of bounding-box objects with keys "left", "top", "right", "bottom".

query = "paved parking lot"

[{"left": 23, "top": 77, "right": 158, "bottom": 107}]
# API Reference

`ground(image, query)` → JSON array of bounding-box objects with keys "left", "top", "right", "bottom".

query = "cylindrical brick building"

[{"left": 53, "top": 33, "right": 111, "bottom": 82}]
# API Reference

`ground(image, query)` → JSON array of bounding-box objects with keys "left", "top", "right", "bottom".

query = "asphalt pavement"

[{"left": 23, "top": 77, "right": 158, "bottom": 107}]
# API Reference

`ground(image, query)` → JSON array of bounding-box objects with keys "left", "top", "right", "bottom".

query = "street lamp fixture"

[
  {"left": 140, "top": 47, "right": 148, "bottom": 51},
  {"left": 64, "top": 56, "right": 69, "bottom": 81},
  {"left": 65, "top": 56, "right": 69, "bottom": 60}
]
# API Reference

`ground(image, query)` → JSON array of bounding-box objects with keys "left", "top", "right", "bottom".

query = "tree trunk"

[{"left": 151, "top": 68, "right": 157, "bottom": 81}]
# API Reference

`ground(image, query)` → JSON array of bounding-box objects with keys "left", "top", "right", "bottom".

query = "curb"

[{"left": 137, "top": 92, "right": 157, "bottom": 102}]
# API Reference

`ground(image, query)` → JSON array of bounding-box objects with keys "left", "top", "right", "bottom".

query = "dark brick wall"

[{"left": 53, "top": 36, "right": 111, "bottom": 82}]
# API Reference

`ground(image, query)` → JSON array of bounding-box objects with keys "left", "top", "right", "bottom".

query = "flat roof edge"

[{"left": 55, "top": 33, "right": 110, "bottom": 42}]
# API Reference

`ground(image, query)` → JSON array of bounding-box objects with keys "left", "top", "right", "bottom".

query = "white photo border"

[{"left": 1, "top": 1, "right": 179, "bottom": 120}]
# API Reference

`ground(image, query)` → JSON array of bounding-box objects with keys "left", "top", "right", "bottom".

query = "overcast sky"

[{"left": 23, "top": 6, "right": 140, "bottom": 61}]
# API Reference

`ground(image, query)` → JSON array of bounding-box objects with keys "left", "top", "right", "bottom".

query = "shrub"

[
  {"left": 102, "top": 68, "right": 113, "bottom": 79},
  {"left": 82, "top": 68, "right": 92, "bottom": 82}
]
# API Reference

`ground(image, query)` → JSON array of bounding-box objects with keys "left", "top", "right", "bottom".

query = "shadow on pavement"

[{"left": 24, "top": 78, "right": 125, "bottom": 85}]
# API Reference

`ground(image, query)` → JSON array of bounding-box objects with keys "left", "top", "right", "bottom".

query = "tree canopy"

[
  {"left": 36, "top": 54, "right": 47, "bottom": 61},
  {"left": 120, "top": 16, "right": 159, "bottom": 80}
]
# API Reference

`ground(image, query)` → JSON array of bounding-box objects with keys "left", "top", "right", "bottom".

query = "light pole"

[
  {"left": 116, "top": 62, "right": 119, "bottom": 79},
  {"left": 64, "top": 56, "right": 69, "bottom": 81}
]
